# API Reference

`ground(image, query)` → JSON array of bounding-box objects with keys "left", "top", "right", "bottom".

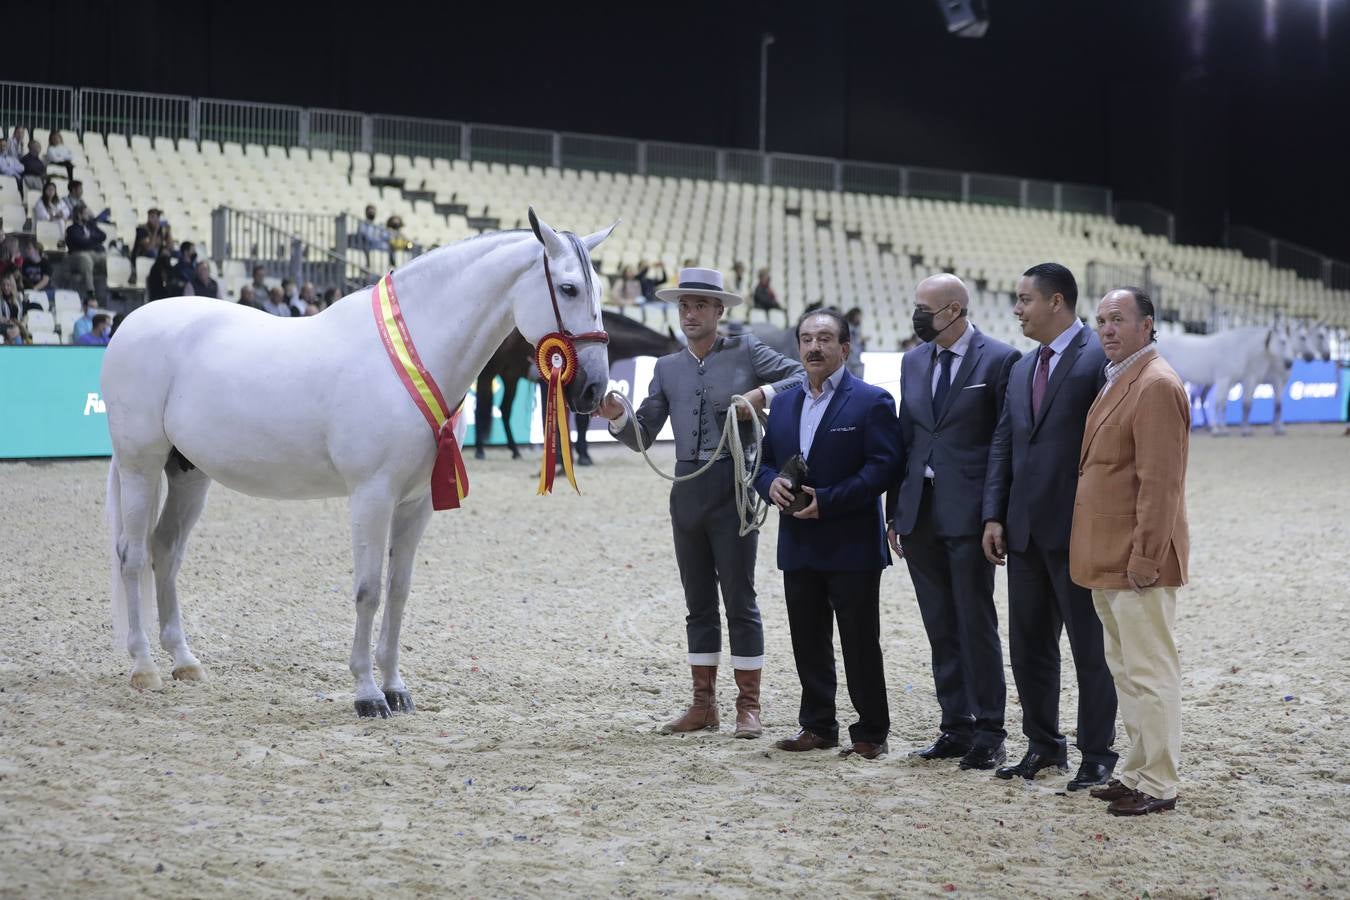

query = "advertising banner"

[{"left": 0, "top": 348, "right": 112, "bottom": 458}]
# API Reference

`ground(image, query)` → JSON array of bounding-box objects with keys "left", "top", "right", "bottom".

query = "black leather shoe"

[
  {"left": 911, "top": 733, "right": 972, "bottom": 760},
  {"left": 1068, "top": 762, "right": 1114, "bottom": 791},
  {"left": 995, "top": 750, "right": 1068, "bottom": 781},
  {"left": 959, "top": 743, "right": 1006, "bottom": 770}
]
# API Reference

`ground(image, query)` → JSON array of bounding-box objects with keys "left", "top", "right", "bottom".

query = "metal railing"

[
  {"left": 4, "top": 79, "right": 1343, "bottom": 297},
  {"left": 211, "top": 207, "right": 378, "bottom": 293}
]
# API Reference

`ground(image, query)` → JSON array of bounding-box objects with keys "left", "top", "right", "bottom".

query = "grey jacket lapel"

[{"left": 936, "top": 330, "right": 983, "bottom": 425}]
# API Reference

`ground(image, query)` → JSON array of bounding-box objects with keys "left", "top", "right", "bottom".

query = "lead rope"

[{"left": 611, "top": 391, "right": 770, "bottom": 537}]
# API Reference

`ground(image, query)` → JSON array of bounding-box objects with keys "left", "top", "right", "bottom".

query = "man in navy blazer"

[
  {"left": 982, "top": 263, "right": 1118, "bottom": 790},
  {"left": 754, "top": 309, "right": 902, "bottom": 760},
  {"left": 887, "top": 273, "right": 1021, "bottom": 770}
]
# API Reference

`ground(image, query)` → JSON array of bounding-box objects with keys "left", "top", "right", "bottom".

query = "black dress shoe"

[
  {"left": 1068, "top": 762, "right": 1114, "bottom": 791},
  {"left": 995, "top": 749, "right": 1068, "bottom": 781},
  {"left": 959, "top": 743, "right": 1006, "bottom": 770},
  {"left": 911, "top": 733, "right": 972, "bottom": 760}
]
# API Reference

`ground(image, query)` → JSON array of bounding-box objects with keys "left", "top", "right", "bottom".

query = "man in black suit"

[
  {"left": 982, "top": 263, "right": 1118, "bottom": 790},
  {"left": 888, "top": 273, "right": 1021, "bottom": 770}
]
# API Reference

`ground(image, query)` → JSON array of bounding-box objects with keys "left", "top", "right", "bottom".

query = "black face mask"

[{"left": 912, "top": 305, "right": 961, "bottom": 342}]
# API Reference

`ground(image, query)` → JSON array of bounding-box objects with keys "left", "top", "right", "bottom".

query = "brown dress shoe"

[
  {"left": 1089, "top": 779, "right": 1135, "bottom": 802},
  {"left": 840, "top": 740, "right": 889, "bottom": 760},
  {"left": 1107, "top": 790, "right": 1178, "bottom": 816},
  {"left": 732, "top": 669, "right": 762, "bottom": 739},
  {"left": 659, "top": 665, "right": 719, "bottom": 734},
  {"left": 773, "top": 729, "right": 839, "bottom": 752}
]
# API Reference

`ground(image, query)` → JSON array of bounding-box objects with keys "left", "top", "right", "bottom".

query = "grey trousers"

[{"left": 670, "top": 458, "right": 764, "bottom": 669}]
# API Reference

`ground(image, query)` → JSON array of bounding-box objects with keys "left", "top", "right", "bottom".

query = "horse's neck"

[{"left": 392, "top": 239, "right": 535, "bottom": 400}]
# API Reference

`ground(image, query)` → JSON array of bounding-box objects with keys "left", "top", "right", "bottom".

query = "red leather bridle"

[{"left": 541, "top": 254, "right": 609, "bottom": 351}]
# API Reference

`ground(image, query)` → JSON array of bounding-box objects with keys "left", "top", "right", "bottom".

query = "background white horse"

[
  {"left": 102, "top": 209, "right": 615, "bottom": 717},
  {"left": 1156, "top": 322, "right": 1302, "bottom": 435}
]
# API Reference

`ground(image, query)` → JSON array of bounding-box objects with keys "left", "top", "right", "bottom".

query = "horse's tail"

[{"left": 107, "top": 456, "right": 161, "bottom": 652}]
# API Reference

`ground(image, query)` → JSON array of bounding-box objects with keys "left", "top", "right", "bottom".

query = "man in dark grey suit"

[
  {"left": 887, "top": 273, "right": 1020, "bottom": 770},
  {"left": 982, "top": 263, "right": 1118, "bottom": 790},
  {"left": 598, "top": 267, "right": 803, "bottom": 739}
]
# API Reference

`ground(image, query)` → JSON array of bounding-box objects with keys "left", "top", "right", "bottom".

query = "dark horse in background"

[{"left": 474, "top": 310, "right": 683, "bottom": 462}]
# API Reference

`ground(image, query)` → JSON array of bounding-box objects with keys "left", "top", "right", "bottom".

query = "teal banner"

[
  {"left": 0, "top": 348, "right": 112, "bottom": 458},
  {"left": 464, "top": 376, "right": 535, "bottom": 446}
]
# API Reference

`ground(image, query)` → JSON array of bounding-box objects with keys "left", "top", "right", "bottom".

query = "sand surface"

[{"left": 1, "top": 426, "right": 1348, "bottom": 898}]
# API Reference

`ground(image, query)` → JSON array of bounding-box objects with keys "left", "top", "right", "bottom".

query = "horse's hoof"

[
  {"left": 383, "top": 689, "right": 415, "bottom": 713},
  {"left": 473, "top": 448, "right": 485, "bottom": 460},
  {"left": 510, "top": 450, "right": 522, "bottom": 460},
  {"left": 130, "top": 670, "right": 163, "bottom": 692},
  {"left": 577, "top": 455, "right": 593, "bottom": 467},
  {"left": 354, "top": 697, "right": 392, "bottom": 719},
  {"left": 172, "top": 663, "right": 206, "bottom": 682}
]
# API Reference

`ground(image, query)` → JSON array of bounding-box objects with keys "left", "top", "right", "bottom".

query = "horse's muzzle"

[{"left": 566, "top": 344, "right": 610, "bottom": 415}]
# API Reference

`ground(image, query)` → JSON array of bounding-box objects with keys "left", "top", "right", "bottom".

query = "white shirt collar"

[
  {"left": 1104, "top": 343, "right": 1156, "bottom": 386},
  {"left": 936, "top": 320, "right": 976, "bottom": 359},
  {"left": 1047, "top": 319, "right": 1083, "bottom": 356}
]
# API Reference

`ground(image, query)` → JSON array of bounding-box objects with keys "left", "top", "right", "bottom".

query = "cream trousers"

[{"left": 1092, "top": 586, "right": 1181, "bottom": 801}]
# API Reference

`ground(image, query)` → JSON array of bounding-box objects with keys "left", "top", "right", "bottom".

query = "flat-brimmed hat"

[{"left": 655, "top": 267, "right": 744, "bottom": 307}]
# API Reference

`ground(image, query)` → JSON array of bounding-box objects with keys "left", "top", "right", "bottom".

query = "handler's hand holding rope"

[{"left": 605, "top": 390, "right": 769, "bottom": 537}]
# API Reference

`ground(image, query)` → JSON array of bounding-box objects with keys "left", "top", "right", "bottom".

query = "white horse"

[
  {"left": 1156, "top": 323, "right": 1301, "bottom": 436},
  {"left": 102, "top": 210, "right": 615, "bottom": 717}
]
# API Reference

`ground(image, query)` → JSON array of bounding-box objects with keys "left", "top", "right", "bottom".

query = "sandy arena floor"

[{"left": 1, "top": 425, "right": 1348, "bottom": 898}]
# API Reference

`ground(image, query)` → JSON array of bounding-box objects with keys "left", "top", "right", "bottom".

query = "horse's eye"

[{"left": 559, "top": 283, "right": 578, "bottom": 298}]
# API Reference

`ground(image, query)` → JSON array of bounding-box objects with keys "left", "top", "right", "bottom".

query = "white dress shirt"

[
  {"left": 1042, "top": 318, "right": 1083, "bottom": 380},
  {"left": 798, "top": 363, "right": 846, "bottom": 459}
]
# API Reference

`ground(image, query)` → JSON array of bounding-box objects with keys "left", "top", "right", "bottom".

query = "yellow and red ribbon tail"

[
  {"left": 430, "top": 412, "right": 469, "bottom": 511},
  {"left": 555, "top": 376, "right": 579, "bottom": 494},
  {"left": 536, "top": 375, "right": 558, "bottom": 495}
]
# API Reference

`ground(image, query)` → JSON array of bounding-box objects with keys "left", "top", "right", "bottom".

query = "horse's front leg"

[
  {"left": 375, "top": 494, "right": 433, "bottom": 713},
  {"left": 1239, "top": 379, "right": 1256, "bottom": 436},
  {"left": 1271, "top": 375, "right": 1287, "bottom": 435},
  {"left": 574, "top": 411, "right": 592, "bottom": 465},
  {"left": 349, "top": 487, "right": 396, "bottom": 718},
  {"left": 1211, "top": 379, "right": 1231, "bottom": 435}
]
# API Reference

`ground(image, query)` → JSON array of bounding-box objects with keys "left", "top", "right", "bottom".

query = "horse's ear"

[
  {"left": 580, "top": 219, "right": 621, "bottom": 252},
  {"left": 527, "top": 206, "right": 567, "bottom": 257}
]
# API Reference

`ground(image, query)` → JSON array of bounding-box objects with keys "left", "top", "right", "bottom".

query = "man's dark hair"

[
  {"left": 68, "top": 179, "right": 82, "bottom": 191},
  {"left": 1117, "top": 286, "right": 1158, "bottom": 342},
  {"left": 795, "top": 306, "right": 851, "bottom": 345},
  {"left": 1022, "top": 262, "right": 1078, "bottom": 309},
  {"left": 91, "top": 313, "right": 109, "bottom": 328}
]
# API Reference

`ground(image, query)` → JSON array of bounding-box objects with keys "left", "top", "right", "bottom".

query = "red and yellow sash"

[{"left": 372, "top": 272, "right": 469, "bottom": 510}]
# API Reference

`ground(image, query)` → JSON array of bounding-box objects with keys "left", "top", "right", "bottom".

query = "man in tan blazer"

[{"left": 1070, "top": 287, "right": 1189, "bottom": 817}]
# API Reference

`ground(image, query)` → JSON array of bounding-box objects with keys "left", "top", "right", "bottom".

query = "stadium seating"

[{"left": 20, "top": 129, "right": 1346, "bottom": 352}]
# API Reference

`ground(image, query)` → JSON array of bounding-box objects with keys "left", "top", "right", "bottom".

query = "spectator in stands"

[
  {"left": 357, "top": 204, "right": 392, "bottom": 267},
  {"left": 146, "top": 244, "right": 185, "bottom": 300},
  {"left": 249, "top": 264, "right": 269, "bottom": 297},
  {"left": 304, "top": 298, "right": 322, "bottom": 316},
  {"left": 5, "top": 128, "right": 27, "bottom": 159},
  {"left": 75, "top": 313, "right": 111, "bottom": 346},
  {"left": 19, "top": 240, "right": 54, "bottom": 307},
  {"left": 0, "top": 236, "right": 20, "bottom": 285},
  {"left": 184, "top": 260, "right": 220, "bottom": 299},
  {"left": 611, "top": 265, "right": 642, "bottom": 306},
  {"left": 174, "top": 241, "right": 198, "bottom": 284},
  {"left": 0, "top": 272, "right": 24, "bottom": 323},
  {"left": 133, "top": 208, "right": 172, "bottom": 260},
  {"left": 63, "top": 180, "right": 108, "bottom": 223},
  {"left": 65, "top": 206, "right": 108, "bottom": 301},
  {"left": 237, "top": 285, "right": 262, "bottom": 310},
  {"left": 44, "top": 131, "right": 74, "bottom": 180},
  {"left": 71, "top": 296, "right": 100, "bottom": 341},
  {"left": 263, "top": 285, "right": 293, "bottom": 317},
  {"left": 753, "top": 268, "right": 784, "bottom": 311},
  {"left": 33, "top": 181, "right": 71, "bottom": 223},
  {"left": 731, "top": 261, "right": 749, "bottom": 295},
  {"left": 3, "top": 321, "right": 25, "bottom": 345},
  {"left": 280, "top": 278, "right": 302, "bottom": 313},
  {"left": 20, "top": 140, "right": 46, "bottom": 191},
  {"left": 386, "top": 215, "right": 411, "bottom": 252},
  {"left": 636, "top": 260, "right": 668, "bottom": 304},
  {"left": 0, "top": 137, "right": 23, "bottom": 194},
  {"left": 845, "top": 307, "right": 866, "bottom": 376},
  {"left": 322, "top": 286, "right": 340, "bottom": 308},
  {"left": 299, "top": 280, "right": 320, "bottom": 310}
]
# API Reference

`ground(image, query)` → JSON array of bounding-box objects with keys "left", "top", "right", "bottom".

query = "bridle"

[{"left": 541, "top": 254, "right": 609, "bottom": 352}]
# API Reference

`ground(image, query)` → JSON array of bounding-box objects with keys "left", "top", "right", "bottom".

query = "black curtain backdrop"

[{"left": 7, "top": 0, "right": 1348, "bottom": 258}]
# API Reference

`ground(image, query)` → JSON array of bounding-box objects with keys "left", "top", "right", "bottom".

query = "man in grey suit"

[
  {"left": 982, "top": 263, "right": 1118, "bottom": 790},
  {"left": 887, "top": 273, "right": 1020, "bottom": 770},
  {"left": 598, "top": 267, "right": 803, "bottom": 739}
]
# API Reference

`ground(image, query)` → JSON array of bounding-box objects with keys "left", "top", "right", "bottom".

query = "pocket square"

[
  {"left": 829, "top": 425, "right": 856, "bottom": 432},
  {"left": 963, "top": 383, "right": 987, "bottom": 390}
]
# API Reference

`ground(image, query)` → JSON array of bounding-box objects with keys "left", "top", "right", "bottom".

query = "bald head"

[
  {"left": 912, "top": 273, "right": 970, "bottom": 347},
  {"left": 915, "top": 273, "right": 970, "bottom": 311}
]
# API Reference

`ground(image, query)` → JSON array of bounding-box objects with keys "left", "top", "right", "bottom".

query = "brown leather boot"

[
  {"left": 659, "top": 665, "right": 719, "bottom": 733},
  {"left": 732, "top": 668, "right": 762, "bottom": 738}
]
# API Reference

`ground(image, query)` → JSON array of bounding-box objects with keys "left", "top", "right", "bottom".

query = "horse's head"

[
  {"left": 515, "top": 208, "right": 619, "bottom": 414},
  {"left": 1309, "top": 322, "right": 1334, "bottom": 362}
]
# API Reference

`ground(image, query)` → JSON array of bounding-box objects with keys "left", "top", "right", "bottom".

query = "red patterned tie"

[{"left": 1032, "top": 345, "right": 1054, "bottom": 419}]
